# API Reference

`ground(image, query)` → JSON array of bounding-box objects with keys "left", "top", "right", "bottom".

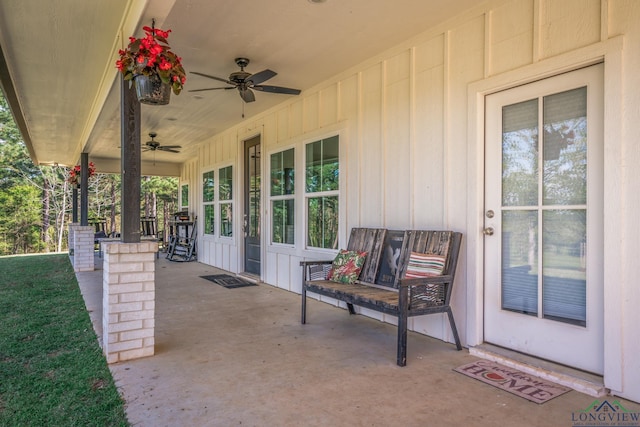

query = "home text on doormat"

[{"left": 454, "top": 360, "right": 571, "bottom": 404}]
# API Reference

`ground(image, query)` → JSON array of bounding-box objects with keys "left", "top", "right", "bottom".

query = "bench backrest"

[
  {"left": 141, "top": 217, "right": 158, "bottom": 237},
  {"left": 89, "top": 219, "right": 107, "bottom": 234},
  {"left": 373, "top": 230, "right": 461, "bottom": 290},
  {"left": 345, "top": 228, "right": 387, "bottom": 283},
  {"left": 341, "top": 228, "right": 461, "bottom": 291}
]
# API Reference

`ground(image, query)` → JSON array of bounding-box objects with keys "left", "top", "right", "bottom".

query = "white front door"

[{"left": 484, "top": 64, "right": 604, "bottom": 374}]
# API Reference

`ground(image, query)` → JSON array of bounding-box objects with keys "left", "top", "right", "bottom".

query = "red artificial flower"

[
  {"left": 158, "top": 58, "right": 172, "bottom": 71},
  {"left": 154, "top": 28, "right": 170, "bottom": 38}
]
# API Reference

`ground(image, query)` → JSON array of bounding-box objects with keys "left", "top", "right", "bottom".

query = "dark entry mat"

[{"left": 200, "top": 274, "right": 256, "bottom": 289}]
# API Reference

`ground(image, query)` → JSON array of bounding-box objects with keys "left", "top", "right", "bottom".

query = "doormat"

[
  {"left": 453, "top": 360, "right": 571, "bottom": 404},
  {"left": 200, "top": 274, "right": 257, "bottom": 289}
]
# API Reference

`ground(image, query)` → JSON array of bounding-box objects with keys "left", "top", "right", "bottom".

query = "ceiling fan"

[
  {"left": 189, "top": 57, "right": 301, "bottom": 103},
  {"left": 143, "top": 132, "right": 181, "bottom": 153}
]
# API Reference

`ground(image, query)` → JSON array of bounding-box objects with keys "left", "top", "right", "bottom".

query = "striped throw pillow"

[{"left": 404, "top": 252, "right": 445, "bottom": 278}]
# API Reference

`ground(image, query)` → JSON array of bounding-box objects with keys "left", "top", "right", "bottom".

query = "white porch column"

[
  {"left": 73, "top": 225, "right": 94, "bottom": 272},
  {"left": 102, "top": 241, "right": 156, "bottom": 363}
]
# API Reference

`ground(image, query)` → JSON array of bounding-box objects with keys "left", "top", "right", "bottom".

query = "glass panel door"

[
  {"left": 484, "top": 64, "right": 604, "bottom": 374},
  {"left": 244, "top": 135, "right": 261, "bottom": 275}
]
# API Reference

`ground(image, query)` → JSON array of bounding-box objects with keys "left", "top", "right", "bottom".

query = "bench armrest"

[
  {"left": 398, "top": 275, "right": 454, "bottom": 309},
  {"left": 300, "top": 260, "right": 333, "bottom": 267},
  {"left": 300, "top": 260, "right": 333, "bottom": 282},
  {"left": 397, "top": 275, "right": 454, "bottom": 287}
]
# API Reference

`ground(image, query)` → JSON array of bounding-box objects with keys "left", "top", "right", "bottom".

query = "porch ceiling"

[{"left": 0, "top": 0, "right": 479, "bottom": 175}]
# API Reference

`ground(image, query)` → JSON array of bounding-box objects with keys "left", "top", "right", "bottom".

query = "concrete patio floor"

[{"left": 75, "top": 256, "right": 639, "bottom": 427}]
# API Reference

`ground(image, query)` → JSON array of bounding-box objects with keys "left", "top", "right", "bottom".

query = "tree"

[
  {"left": 0, "top": 185, "right": 44, "bottom": 254},
  {"left": 0, "top": 89, "right": 178, "bottom": 255}
]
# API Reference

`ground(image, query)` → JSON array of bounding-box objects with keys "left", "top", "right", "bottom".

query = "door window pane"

[
  {"left": 248, "top": 145, "right": 260, "bottom": 238},
  {"left": 542, "top": 209, "right": 586, "bottom": 325},
  {"left": 500, "top": 88, "right": 590, "bottom": 326},
  {"left": 502, "top": 99, "right": 538, "bottom": 206},
  {"left": 543, "top": 87, "right": 587, "bottom": 205},
  {"left": 502, "top": 210, "right": 538, "bottom": 315}
]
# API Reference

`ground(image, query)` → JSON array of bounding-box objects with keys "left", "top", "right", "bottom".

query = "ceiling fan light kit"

[{"left": 189, "top": 58, "right": 301, "bottom": 104}]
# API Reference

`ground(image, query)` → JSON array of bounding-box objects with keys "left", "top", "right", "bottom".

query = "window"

[
  {"left": 180, "top": 183, "right": 189, "bottom": 210},
  {"left": 203, "top": 170, "right": 215, "bottom": 235},
  {"left": 305, "top": 135, "right": 339, "bottom": 249},
  {"left": 270, "top": 148, "right": 295, "bottom": 244},
  {"left": 219, "top": 166, "right": 233, "bottom": 237},
  {"left": 203, "top": 167, "right": 233, "bottom": 237}
]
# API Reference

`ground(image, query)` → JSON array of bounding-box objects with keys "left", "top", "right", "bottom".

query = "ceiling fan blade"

[
  {"left": 188, "top": 87, "right": 233, "bottom": 92},
  {"left": 247, "top": 69, "right": 276, "bottom": 85},
  {"left": 158, "top": 148, "right": 181, "bottom": 153},
  {"left": 159, "top": 145, "right": 182, "bottom": 149},
  {"left": 239, "top": 88, "right": 255, "bottom": 103},
  {"left": 190, "top": 71, "right": 233, "bottom": 85},
  {"left": 253, "top": 85, "right": 301, "bottom": 95}
]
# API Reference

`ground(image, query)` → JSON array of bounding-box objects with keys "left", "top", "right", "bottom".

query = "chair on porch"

[
  {"left": 89, "top": 218, "right": 108, "bottom": 251},
  {"left": 141, "top": 217, "right": 162, "bottom": 258}
]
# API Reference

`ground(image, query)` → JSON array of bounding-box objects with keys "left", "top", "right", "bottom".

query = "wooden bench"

[{"left": 301, "top": 227, "right": 462, "bottom": 366}]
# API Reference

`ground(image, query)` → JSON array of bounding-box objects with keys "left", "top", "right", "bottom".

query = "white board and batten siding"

[{"left": 181, "top": 0, "right": 640, "bottom": 402}]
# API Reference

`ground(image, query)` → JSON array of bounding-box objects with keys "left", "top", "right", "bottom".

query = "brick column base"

[
  {"left": 73, "top": 226, "right": 94, "bottom": 272},
  {"left": 102, "top": 241, "right": 157, "bottom": 363},
  {"left": 68, "top": 222, "right": 79, "bottom": 255}
]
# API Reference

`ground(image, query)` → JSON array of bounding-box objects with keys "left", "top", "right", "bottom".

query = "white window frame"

[
  {"left": 304, "top": 135, "right": 340, "bottom": 250},
  {"left": 218, "top": 164, "right": 233, "bottom": 239},
  {"left": 202, "top": 168, "right": 215, "bottom": 236},
  {"left": 269, "top": 147, "right": 296, "bottom": 246}
]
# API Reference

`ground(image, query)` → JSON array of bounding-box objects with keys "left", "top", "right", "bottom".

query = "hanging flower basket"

[
  {"left": 116, "top": 23, "right": 186, "bottom": 106},
  {"left": 134, "top": 74, "right": 171, "bottom": 105},
  {"left": 67, "top": 162, "right": 96, "bottom": 186}
]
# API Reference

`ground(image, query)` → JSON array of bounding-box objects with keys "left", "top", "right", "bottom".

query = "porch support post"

[
  {"left": 120, "top": 76, "right": 141, "bottom": 243},
  {"left": 80, "top": 152, "right": 89, "bottom": 226},
  {"left": 72, "top": 186, "right": 78, "bottom": 223},
  {"left": 100, "top": 75, "right": 155, "bottom": 363}
]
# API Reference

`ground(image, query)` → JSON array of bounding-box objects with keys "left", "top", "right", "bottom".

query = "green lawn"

[{"left": 0, "top": 254, "right": 128, "bottom": 426}]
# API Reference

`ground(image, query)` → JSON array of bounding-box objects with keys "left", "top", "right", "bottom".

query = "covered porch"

[{"left": 76, "top": 256, "right": 612, "bottom": 426}]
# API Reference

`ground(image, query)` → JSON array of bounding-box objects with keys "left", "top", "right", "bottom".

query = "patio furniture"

[
  {"left": 301, "top": 227, "right": 463, "bottom": 366},
  {"left": 141, "top": 217, "right": 161, "bottom": 258},
  {"left": 166, "top": 218, "right": 197, "bottom": 262},
  {"left": 89, "top": 218, "right": 109, "bottom": 251}
]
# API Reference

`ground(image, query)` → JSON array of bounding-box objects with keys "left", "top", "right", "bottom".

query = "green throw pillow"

[{"left": 327, "top": 250, "right": 368, "bottom": 284}]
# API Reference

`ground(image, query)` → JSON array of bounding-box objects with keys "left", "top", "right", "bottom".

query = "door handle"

[
  {"left": 243, "top": 215, "right": 248, "bottom": 237},
  {"left": 483, "top": 227, "right": 494, "bottom": 236}
]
